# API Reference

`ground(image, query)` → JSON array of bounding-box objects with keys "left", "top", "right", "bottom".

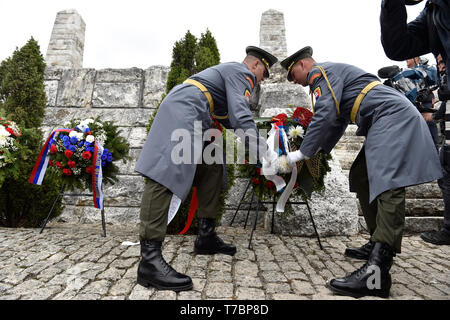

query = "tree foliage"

[
  {"left": 166, "top": 29, "right": 220, "bottom": 93},
  {"left": 0, "top": 37, "right": 64, "bottom": 228}
]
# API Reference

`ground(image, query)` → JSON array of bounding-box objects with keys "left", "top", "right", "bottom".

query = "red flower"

[
  {"left": 86, "top": 167, "right": 93, "bottom": 174},
  {"left": 271, "top": 113, "right": 287, "bottom": 125},
  {"left": 62, "top": 169, "right": 72, "bottom": 176},
  {"left": 6, "top": 127, "right": 14, "bottom": 135},
  {"left": 50, "top": 145, "right": 58, "bottom": 154},
  {"left": 49, "top": 160, "right": 54, "bottom": 167},
  {"left": 56, "top": 161, "right": 63, "bottom": 168},
  {"left": 252, "top": 178, "right": 261, "bottom": 185},
  {"left": 65, "top": 150, "right": 74, "bottom": 159},
  {"left": 293, "top": 107, "right": 313, "bottom": 128},
  {"left": 82, "top": 151, "right": 92, "bottom": 160},
  {"left": 67, "top": 161, "right": 76, "bottom": 168},
  {"left": 265, "top": 181, "right": 275, "bottom": 189}
]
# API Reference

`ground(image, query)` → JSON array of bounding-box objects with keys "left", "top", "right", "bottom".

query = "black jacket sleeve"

[{"left": 380, "top": 0, "right": 430, "bottom": 60}]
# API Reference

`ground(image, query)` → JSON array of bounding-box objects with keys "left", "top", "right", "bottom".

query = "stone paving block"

[
  {"left": 236, "top": 287, "right": 266, "bottom": 300},
  {"left": 205, "top": 282, "right": 233, "bottom": 299},
  {"left": 0, "top": 225, "right": 448, "bottom": 301}
]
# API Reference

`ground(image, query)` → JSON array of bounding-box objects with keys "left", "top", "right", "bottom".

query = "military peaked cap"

[
  {"left": 246, "top": 46, "right": 278, "bottom": 77},
  {"left": 404, "top": 0, "right": 424, "bottom": 5},
  {"left": 280, "top": 46, "right": 313, "bottom": 82}
]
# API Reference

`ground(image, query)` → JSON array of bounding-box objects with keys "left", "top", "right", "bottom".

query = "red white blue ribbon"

[
  {"left": 91, "top": 139, "right": 104, "bottom": 210},
  {"left": 29, "top": 128, "right": 104, "bottom": 210},
  {"left": 29, "top": 129, "right": 72, "bottom": 185}
]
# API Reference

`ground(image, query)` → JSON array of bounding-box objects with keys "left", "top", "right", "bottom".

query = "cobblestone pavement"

[{"left": 0, "top": 223, "right": 448, "bottom": 300}]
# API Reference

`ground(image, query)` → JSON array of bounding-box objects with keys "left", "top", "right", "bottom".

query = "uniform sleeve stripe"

[
  {"left": 309, "top": 73, "right": 322, "bottom": 85},
  {"left": 245, "top": 76, "right": 254, "bottom": 89}
]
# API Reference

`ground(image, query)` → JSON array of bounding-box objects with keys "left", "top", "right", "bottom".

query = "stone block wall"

[{"left": 42, "top": 66, "right": 169, "bottom": 225}]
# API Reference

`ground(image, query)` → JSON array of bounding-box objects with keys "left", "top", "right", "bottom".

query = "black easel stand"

[
  {"left": 39, "top": 184, "right": 107, "bottom": 237},
  {"left": 230, "top": 180, "right": 323, "bottom": 250}
]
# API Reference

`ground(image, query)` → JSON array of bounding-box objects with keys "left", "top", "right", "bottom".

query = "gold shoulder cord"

[
  {"left": 309, "top": 65, "right": 340, "bottom": 116},
  {"left": 184, "top": 79, "right": 229, "bottom": 120}
]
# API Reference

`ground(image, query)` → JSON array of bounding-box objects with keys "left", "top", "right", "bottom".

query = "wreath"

[
  {"left": 238, "top": 106, "right": 332, "bottom": 202},
  {"left": 0, "top": 115, "right": 23, "bottom": 187},
  {"left": 30, "top": 117, "right": 131, "bottom": 208}
]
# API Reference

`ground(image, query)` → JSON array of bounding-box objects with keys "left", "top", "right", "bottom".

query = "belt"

[
  {"left": 183, "top": 79, "right": 229, "bottom": 120},
  {"left": 350, "top": 81, "right": 382, "bottom": 123}
]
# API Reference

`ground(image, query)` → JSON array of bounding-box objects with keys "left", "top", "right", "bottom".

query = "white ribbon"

[
  {"left": 261, "top": 124, "right": 286, "bottom": 191},
  {"left": 276, "top": 127, "right": 301, "bottom": 212},
  {"left": 261, "top": 123, "right": 299, "bottom": 213},
  {"left": 167, "top": 194, "right": 182, "bottom": 225}
]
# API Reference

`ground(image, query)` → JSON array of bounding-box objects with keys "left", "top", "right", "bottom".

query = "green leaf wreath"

[{"left": 42, "top": 117, "right": 131, "bottom": 192}]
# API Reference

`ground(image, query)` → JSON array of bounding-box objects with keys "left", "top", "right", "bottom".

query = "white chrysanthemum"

[
  {"left": 76, "top": 131, "right": 84, "bottom": 140},
  {"left": 85, "top": 135, "right": 95, "bottom": 143},
  {"left": 277, "top": 155, "right": 293, "bottom": 174},
  {"left": 288, "top": 125, "right": 304, "bottom": 140},
  {"left": 0, "top": 125, "right": 11, "bottom": 138},
  {"left": 79, "top": 118, "right": 94, "bottom": 126},
  {"left": 69, "top": 130, "right": 78, "bottom": 138}
]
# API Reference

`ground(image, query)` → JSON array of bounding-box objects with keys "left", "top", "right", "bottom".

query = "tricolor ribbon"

[
  {"left": 29, "top": 129, "right": 72, "bottom": 185},
  {"left": 92, "top": 139, "right": 104, "bottom": 210},
  {"left": 261, "top": 123, "right": 298, "bottom": 213},
  {"left": 29, "top": 128, "right": 104, "bottom": 210},
  {"left": 261, "top": 124, "right": 286, "bottom": 191}
]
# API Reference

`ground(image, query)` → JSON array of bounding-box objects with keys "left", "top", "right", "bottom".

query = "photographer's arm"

[{"left": 380, "top": 0, "right": 430, "bottom": 61}]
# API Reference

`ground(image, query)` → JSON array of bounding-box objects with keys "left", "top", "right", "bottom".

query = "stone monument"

[
  {"left": 255, "top": 10, "right": 311, "bottom": 118},
  {"left": 45, "top": 9, "right": 86, "bottom": 69}
]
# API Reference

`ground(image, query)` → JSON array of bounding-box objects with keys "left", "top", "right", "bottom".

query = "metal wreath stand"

[
  {"left": 39, "top": 183, "right": 107, "bottom": 237},
  {"left": 230, "top": 179, "right": 323, "bottom": 250}
]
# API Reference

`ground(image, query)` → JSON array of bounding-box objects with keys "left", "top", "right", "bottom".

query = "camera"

[{"left": 438, "top": 70, "right": 450, "bottom": 101}]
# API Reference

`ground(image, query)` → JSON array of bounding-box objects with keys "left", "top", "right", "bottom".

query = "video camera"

[
  {"left": 438, "top": 68, "right": 450, "bottom": 101},
  {"left": 377, "top": 65, "right": 437, "bottom": 113}
]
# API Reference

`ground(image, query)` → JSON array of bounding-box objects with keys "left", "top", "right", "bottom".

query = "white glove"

[{"left": 286, "top": 150, "right": 306, "bottom": 166}]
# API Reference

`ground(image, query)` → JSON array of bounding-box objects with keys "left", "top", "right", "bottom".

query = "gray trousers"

[{"left": 139, "top": 164, "right": 223, "bottom": 241}]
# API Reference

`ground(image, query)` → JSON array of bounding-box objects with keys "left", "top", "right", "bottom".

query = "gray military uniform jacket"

[
  {"left": 301, "top": 62, "right": 442, "bottom": 203},
  {"left": 135, "top": 62, "right": 265, "bottom": 201}
]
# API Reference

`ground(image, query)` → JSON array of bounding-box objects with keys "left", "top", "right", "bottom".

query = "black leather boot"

[
  {"left": 328, "top": 242, "right": 394, "bottom": 298},
  {"left": 194, "top": 218, "right": 237, "bottom": 256},
  {"left": 137, "top": 240, "right": 193, "bottom": 291},
  {"left": 344, "top": 240, "right": 374, "bottom": 260},
  {"left": 420, "top": 230, "right": 450, "bottom": 245}
]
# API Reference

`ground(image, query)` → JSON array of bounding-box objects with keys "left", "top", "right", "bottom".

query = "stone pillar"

[
  {"left": 45, "top": 9, "right": 86, "bottom": 69},
  {"left": 259, "top": 9, "right": 287, "bottom": 82},
  {"left": 255, "top": 9, "right": 311, "bottom": 117}
]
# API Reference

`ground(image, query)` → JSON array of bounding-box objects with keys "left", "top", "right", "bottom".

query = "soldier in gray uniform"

[
  {"left": 281, "top": 46, "right": 442, "bottom": 298},
  {"left": 134, "top": 46, "right": 278, "bottom": 291}
]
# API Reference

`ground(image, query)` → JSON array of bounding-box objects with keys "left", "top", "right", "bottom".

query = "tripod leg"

[
  {"left": 244, "top": 189, "right": 255, "bottom": 229},
  {"left": 229, "top": 179, "right": 251, "bottom": 226},
  {"left": 101, "top": 208, "right": 107, "bottom": 237},
  {"left": 271, "top": 195, "right": 276, "bottom": 234},
  {"left": 305, "top": 200, "right": 323, "bottom": 250},
  {"left": 248, "top": 198, "right": 260, "bottom": 249},
  {"left": 40, "top": 184, "right": 65, "bottom": 234}
]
